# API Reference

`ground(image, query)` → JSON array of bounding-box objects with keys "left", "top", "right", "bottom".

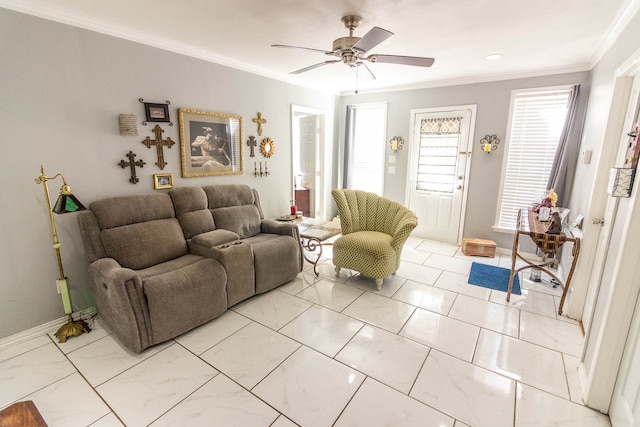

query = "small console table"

[
  {"left": 297, "top": 218, "right": 341, "bottom": 276},
  {"left": 507, "top": 207, "right": 581, "bottom": 315},
  {"left": 276, "top": 216, "right": 341, "bottom": 276}
]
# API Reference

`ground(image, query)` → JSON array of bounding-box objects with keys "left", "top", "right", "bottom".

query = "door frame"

[
  {"left": 291, "top": 104, "right": 327, "bottom": 219},
  {"left": 405, "top": 105, "right": 476, "bottom": 244},
  {"left": 579, "top": 48, "right": 640, "bottom": 412}
]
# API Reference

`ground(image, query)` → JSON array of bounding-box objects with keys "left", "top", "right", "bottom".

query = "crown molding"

[{"left": 588, "top": 0, "right": 640, "bottom": 67}]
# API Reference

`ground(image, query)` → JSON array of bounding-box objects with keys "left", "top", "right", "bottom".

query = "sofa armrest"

[
  {"left": 88, "top": 258, "right": 151, "bottom": 353},
  {"left": 261, "top": 219, "right": 303, "bottom": 271},
  {"left": 90, "top": 258, "right": 140, "bottom": 285},
  {"left": 261, "top": 219, "right": 299, "bottom": 239}
]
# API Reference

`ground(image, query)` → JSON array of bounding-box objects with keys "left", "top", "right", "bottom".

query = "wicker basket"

[{"left": 462, "top": 238, "right": 496, "bottom": 257}]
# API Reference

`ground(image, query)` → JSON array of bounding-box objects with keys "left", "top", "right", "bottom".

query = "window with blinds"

[
  {"left": 416, "top": 117, "right": 463, "bottom": 193},
  {"left": 496, "top": 87, "right": 572, "bottom": 230}
]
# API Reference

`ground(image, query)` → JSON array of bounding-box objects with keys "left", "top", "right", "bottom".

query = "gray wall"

[
  {"left": 340, "top": 72, "right": 591, "bottom": 249},
  {"left": 0, "top": 9, "right": 338, "bottom": 339}
]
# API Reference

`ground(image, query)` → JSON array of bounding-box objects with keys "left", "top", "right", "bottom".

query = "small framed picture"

[
  {"left": 143, "top": 102, "right": 170, "bottom": 124},
  {"left": 153, "top": 173, "right": 173, "bottom": 190}
]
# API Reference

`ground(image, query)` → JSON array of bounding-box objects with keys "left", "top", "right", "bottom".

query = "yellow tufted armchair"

[{"left": 331, "top": 189, "right": 418, "bottom": 290}]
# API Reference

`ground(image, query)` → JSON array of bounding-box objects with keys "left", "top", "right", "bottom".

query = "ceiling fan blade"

[
  {"left": 290, "top": 60, "right": 341, "bottom": 75},
  {"left": 351, "top": 62, "right": 376, "bottom": 80},
  {"left": 271, "top": 44, "right": 332, "bottom": 55},
  {"left": 368, "top": 54, "right": 435, "bottom": 67},
  {"left": 352, "top": 27, "right": 393, "bottom": 53}
]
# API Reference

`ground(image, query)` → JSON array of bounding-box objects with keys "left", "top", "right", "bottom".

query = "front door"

[{"left": 406, "top": 106, "right": 476, "bottom": 243}]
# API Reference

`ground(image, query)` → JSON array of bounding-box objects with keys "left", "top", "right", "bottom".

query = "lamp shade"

[{"left": 52, "top": 186, "right": 86, "bottom": 214}]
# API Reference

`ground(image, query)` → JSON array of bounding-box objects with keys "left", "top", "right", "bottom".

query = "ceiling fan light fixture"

[{"left": 273, "top": 14, "right": 435, "bottom": 76}]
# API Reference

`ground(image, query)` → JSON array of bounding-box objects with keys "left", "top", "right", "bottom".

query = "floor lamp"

[{"left": 35, "top": 165, "right": 91, "bottom": 343}]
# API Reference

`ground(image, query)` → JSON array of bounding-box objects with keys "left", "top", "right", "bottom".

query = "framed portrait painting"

[{"left": 178, "top": 108, "right": 243, "bottom": 177}]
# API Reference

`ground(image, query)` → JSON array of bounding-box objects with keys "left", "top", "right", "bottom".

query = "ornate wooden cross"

[
  {"left": 247, "top": 136, "right": 257, "bottom": 157},
  {"left": 118, "top": 151, "right": 146, "bottom": 184},
  {"left": 141, "top": 124, "right": 175, "bottom": 170},
  {"left": 252, "top": 112, "right": 267, "bottom": 136}
]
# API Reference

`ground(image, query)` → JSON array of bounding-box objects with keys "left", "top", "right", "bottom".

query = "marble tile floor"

[{"left": 0, "top": 237, "right": 611, "bottom": 427}]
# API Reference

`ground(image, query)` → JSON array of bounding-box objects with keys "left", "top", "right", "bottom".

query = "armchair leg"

[
  {"left": 375, "top": 278, "right": 383, "bottom": 291},
  {"left": 334, "top": 266, "right": 341, "bottom": 277}
]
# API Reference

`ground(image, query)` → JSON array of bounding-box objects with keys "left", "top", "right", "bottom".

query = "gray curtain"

[
  {"left": 342, "top": 105, "right": 356, "bottom": 189},
  {"left": 547, "top": 85, "right": 581, "bottom": 207}
]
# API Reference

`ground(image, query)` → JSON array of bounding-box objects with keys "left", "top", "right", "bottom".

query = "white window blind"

[
  {"left": 350, "top": 104, "right": 386, "bottom": 194},
  {"left": 497, "top": 88, "right": 572, "bottom": 230}
]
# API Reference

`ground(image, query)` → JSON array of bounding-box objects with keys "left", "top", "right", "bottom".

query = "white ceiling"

[{"left": 2, "top": 0, "right": 638, "bottom": 94}]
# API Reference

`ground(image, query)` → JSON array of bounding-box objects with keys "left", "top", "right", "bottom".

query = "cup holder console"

[{"left": 218, "top": 241, "right": 243, "bottom": 249}]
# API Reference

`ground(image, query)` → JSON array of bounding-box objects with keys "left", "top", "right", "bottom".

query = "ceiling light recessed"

[{"left": 485, "top": 54, "right": 503, "bottom": 61}]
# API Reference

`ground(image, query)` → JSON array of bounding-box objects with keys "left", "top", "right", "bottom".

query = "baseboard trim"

[{"left": 0, "top": 307, "right": 96, "bottom": 351}]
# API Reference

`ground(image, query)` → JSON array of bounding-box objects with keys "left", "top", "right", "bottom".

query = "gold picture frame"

[
  {"left": 153, "top": 173, "right": 173, "bottom": 189},
  {"left": 178, "top": 108, "right": 243, "bottom": 177}
]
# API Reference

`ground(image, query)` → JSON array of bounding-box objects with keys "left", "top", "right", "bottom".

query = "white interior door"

[
  {"left": 406, "top": 106, "right": 476, "bottom": 244},
  {"left": 610, "top": 292, "right": 640, "bottom": 426},
  {"left": 601, "top": 77, "right": 640, "bottom": 425},
  {"left": 580, "top": 71, "right": 640, "bottom": 415}
]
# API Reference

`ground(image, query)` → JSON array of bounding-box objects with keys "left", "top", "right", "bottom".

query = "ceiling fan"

[{"left": 272, "top": 15, "right": 435, "bottom": 80}]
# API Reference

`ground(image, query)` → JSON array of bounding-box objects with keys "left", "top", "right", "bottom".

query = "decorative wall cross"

[
  {"left": 247, "top": 136, "right": 257, "bottom": 157},
  {"left": 252, "top": 112, "right": 267, "bottom": 136},
  {"left": 141, "top": 124, "right": 175, "bottom": 170},
  {"left": 118, "top": 151, "right": 146, "bottom": 184}
]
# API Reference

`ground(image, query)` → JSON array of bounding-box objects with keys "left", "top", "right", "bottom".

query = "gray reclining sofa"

[{"left": 77, "top": 184, "right": 302, "bottom": 353}]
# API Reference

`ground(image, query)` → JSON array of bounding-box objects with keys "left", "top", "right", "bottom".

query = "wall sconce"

[
  {"left": 480, "top": 134, "right": 500, "bottom": 153},
  {"left": 253, "top": 161, "right": 270, "bottom": 178},
  {"left": 34, "top": 166, "right": 91, "bottom": 343},
  {"left": 119, "top": 114, "right": 138, "bottom": 136},
  {"left": 390, "top": 136, "right": 404, "bottom": 152}
]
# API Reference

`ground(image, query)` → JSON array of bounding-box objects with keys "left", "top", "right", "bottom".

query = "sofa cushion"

[
  {"left": 90, "top": 193, "right": 175, "bottom": 230},
  {"left": 135, "top": 254, "right": 204, "bottom": 280},
  {"left": 169, "top": 187, "right": 216, "bottom": 239},
  {"left": 143, "top": 258, "right": 227, "bottom": 344},
  {"left": 212, "top": 205, "right": 261, "bottom": 239},
  {"left": 202, "top": 184, "right": 255, "bottom": 209},
  {"left": 243, "top": 234, "right": 301, "bottom": 293},
  {"left": 101, "top": 218, "right": 188, "bottom": 270}
]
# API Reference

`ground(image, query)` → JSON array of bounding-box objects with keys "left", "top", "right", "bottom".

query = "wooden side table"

[
  {"left": 507, "top": 208, "right": 581, "bottom": 315},
  {"left": 0, "top": 401, "right": 47, "bottom": 427}
]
